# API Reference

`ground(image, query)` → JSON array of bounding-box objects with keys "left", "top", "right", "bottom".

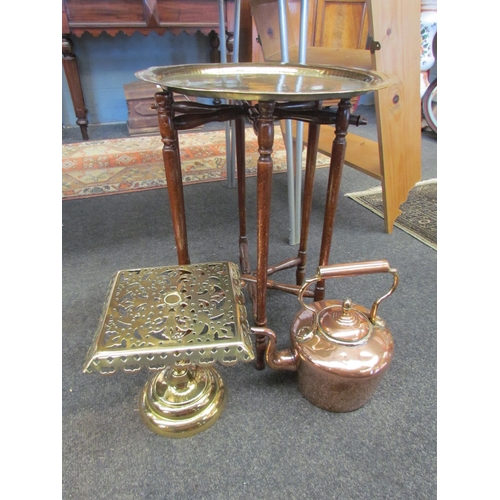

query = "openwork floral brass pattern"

[{"left": 83, "top": 262, "right": 254, "bottom": 374}]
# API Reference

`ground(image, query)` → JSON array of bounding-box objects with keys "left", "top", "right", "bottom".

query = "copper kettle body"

[{"left": 254, "top": 260, "right": 399, "bottom": 413}]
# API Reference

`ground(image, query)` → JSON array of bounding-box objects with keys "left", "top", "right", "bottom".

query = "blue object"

[{"left": 62, "top": 30, "right": 212, "bottom": 126}]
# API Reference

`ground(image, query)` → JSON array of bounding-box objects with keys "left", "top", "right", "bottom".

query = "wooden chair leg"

[
  {"left": 235, "top": 117, "right": 250, "bottom": 274},
  {"left": 296, "top": 120, "right": 320, "bottom": 286},
  {"left": 62, "top": 35, "right": 89, "bottom": 141},
  {"left": 155, "top": 91, "right": 190, "bottom": 265},
  {"left": 254, "top": 101, "right": 275, "bottom": 370},
  {"left": 314, "top": 99, "right": 351, "bottom": 302}
]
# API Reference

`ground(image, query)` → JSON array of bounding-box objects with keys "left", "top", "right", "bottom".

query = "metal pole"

[
  {"left": 294, "top": 0, "right": 309, "bottom": 240},
  {"left": 233, "top": 0, "right": 241, "bottom": 62},
  {"left": 228, "top": 0, "right": 241, "bottom": 188},
  {"left": 277, "top": 0, "right": 297, "bottom": 245},
  {"left": 218, "top": 0, "right": 227, "bottom": 63},
  {"left": 218, "top": 0, "right": 235, "bottom": 188}
]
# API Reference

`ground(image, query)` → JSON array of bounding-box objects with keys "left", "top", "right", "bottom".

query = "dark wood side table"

[
  {"left": 62, "top": 0, "right": 254, "bottom": 140},
  {"left": 136, "top": 62, "right": 392, "bottom": 368}
]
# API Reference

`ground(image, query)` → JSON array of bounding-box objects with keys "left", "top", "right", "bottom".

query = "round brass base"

[{"left": 139, "top": 365, "right": 226, "bottom": 438}]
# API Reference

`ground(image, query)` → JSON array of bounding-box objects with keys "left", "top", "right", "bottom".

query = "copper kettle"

[{"left": 253, "top": 260, "right": 399, "bottom": 412}]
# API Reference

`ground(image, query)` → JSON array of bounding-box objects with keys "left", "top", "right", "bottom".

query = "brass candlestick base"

[
  {"left": 139, "top": 364, "right": 226, "bottom": 438},
  {"left": 83, "top": 262, "right": 253, "bottom": 437}
]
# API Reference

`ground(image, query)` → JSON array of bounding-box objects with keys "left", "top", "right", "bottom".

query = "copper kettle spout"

[{"left": 251, "top": 327, "right": 298, "bottom": 371}]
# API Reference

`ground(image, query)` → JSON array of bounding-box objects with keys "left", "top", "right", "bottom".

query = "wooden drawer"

[{"left": 124, "top": 80, "right": 195, "bottom": 136}]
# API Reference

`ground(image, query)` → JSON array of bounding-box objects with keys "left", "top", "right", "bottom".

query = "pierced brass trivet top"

[
  {"left": 83, "top": 262, "right": 254, "bottom": 437},
  {"left": 83, "top": 261, "right": 253, "bottom": 375}
]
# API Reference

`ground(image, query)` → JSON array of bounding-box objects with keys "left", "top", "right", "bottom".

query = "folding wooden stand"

[{"left": 251, "top": 0, "right": 422, "bottom": 233}]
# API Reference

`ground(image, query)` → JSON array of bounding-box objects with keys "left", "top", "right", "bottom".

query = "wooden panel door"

[{"left": 312, "top": 0, "right": 369, "bottom": 49}]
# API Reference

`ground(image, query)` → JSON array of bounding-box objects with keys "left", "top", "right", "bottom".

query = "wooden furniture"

[
  {"left": 123, "top": 81, "right": 162, "bottom": 136},
  {"left": 136, "top": 62, "right": 391, "bottom": 369},
  {"left": 124, "top": 81, "right": 196, "bottom": 136},
  {"left": 251, "top": 0, "right": 422, "bottom": 233},
  {"left": 62, "top": 0, "right": 254, "bottom": 140}
]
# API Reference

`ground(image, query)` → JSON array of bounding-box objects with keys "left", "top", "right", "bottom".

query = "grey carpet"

[{"left": 62, "top": 105, "right": 437, "bottom": 499}]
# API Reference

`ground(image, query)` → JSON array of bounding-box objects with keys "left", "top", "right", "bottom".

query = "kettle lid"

[{"left": 317, "top": 299, "right": 372, "bottom": 345}]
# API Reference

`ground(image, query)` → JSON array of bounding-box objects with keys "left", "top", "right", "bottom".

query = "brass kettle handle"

[{"left": 298, "top": 260, "right": 399, "bottom": 323}]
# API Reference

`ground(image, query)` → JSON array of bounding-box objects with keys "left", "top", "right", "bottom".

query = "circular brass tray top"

[{"left": 135, "top": 62, "right": 393, "bottom": 102}]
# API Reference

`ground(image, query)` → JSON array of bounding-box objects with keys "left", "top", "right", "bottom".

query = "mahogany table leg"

[
  {"left": 235, "top": 117, "right": 250, "bottom": 275},
  {"left": 155, "top": 91, "right": 190, "bottom": 265},
  {"left": 314, "top": 99, "right": 351, "bottom": 302},
  {"left": 255, "top": 101, "right": 275, "bottom": 369},
  {"left": 296, "top": 119, "right": 321, "bottom": 286},
  {"left": 62, "top": 35, "right": 89, "bottom": 141}
]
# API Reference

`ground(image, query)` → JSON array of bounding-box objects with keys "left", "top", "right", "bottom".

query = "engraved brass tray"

[
  {"left": 135, "top": 62, "right": 393, "bottom": 102},
  {"left": 83, "top": 262, "right": 254, "bottom": 437}
]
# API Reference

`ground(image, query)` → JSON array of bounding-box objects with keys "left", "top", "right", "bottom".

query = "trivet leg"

[
  {"left": 155, "top": 91, "right": 190, "bottom": 265},
  {"left": 314, "top": 99, "right": 351, "bottom": 301},
  {"left": 255, "top": 101, "right": 275, "bottom": 369}
]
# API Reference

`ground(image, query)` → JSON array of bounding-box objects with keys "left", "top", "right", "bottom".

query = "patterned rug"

[
  {"left": 345, "top": 179, "right": 437, "bottom": 249},
  {"left": 62, "top": 126, "right": 331, "bottom": 200}
]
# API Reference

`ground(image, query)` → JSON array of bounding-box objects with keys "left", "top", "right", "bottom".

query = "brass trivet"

[{"left": 83, "top": 262, "right": 254, "bottom": 437}]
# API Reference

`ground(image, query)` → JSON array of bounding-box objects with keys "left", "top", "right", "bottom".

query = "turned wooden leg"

[
  {"left": 314, "top": 99, "right": 351, "bottom": 301},
  {"left": 208, "top": 30, "right": 221, "bottom": 63},
  {"left": 255, "top": 101, "right": 275, "bottom": 370},
  {"left": 62, "top": 35, "right": 89, "bottom": 140},
  {"left": 235, "top": 117, "right": 250, "bottom": 275},
  {"left": 155, "top": 91, "right": 190, "bottom": 265},
  {"left": 296, "top": 118, "right": 321, "bottom": 286}
]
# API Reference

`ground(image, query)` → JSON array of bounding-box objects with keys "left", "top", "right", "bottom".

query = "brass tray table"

[
  {"left": 135, "top": 62, "right": 392, "bottom": 369},
  {"left": 83, "top": 262, "right": 254, "bottom": 437}
]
